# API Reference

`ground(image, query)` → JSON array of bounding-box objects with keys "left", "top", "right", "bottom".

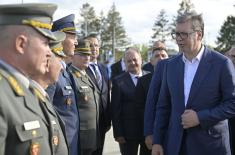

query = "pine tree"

[
  {"left": 101, "top": 3, "right": 129, "bottom": 57},
  {"left": 79, "top": 3, "right": 101, "bottom": 37},
  {"left": 171, "top": 0, "right": 195, "bottom": 32},
  {"left": 151, "top": 9, "right": 170, "bottom": 43},
  {"left": 216, "top": 15, "right": 235, "bottom": 53},
  {"left": 177, "top": 0, "right": 195, "bottom": 17}
]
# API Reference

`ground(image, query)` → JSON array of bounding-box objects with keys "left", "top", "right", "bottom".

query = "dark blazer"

[
  {"left": 135, "top": 73, "right": 153, "bottom": 117},
  {"left": 110, "top": 59, "right": 125, "bottom": 80},
  {"left": 153, "top": 47, "right": 235, "bottom": 155},
  {"left": 142, "top": 62, "right": 154, "bottom": 73},
  {"left": 144, "top": 59, "right": 169, "bottom": 136},
  {"left": 46, "top": 67, "right": 80, "bottom": 155},
  {"left": 111, "top": 71, "right": 148, "bottom": 140},
  {"left": 86, "top": 63, "right": 111, "bottom": 147}
]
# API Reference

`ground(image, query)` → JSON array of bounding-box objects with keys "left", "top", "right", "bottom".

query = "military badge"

[
  {"left": 65, "top": 98, "right": 72, "bottom": 105},
  {"left": 84, "top": 95, "right": 88, "bottom": 101},
  {"left": 30, "top": 142, "right": 40, "bottom": 155},
  {"left": 52, "top": 135, "right": 59, "bottom": 146}
]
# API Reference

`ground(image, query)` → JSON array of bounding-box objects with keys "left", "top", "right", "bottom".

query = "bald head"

[{"left": 124, "top": 47, "right": 142, "bottom": 74}]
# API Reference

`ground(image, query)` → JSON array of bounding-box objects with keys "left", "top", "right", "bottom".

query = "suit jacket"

[
  {"left": 69, "top": 65, "right": 100, "bottom": 150},
  {"left": 111, "top": 71, "right": 148, "bottom": 140},
  {"left": 144, "top": 59, "right": 169, "bottom": 136},
  {"left": 86, "top": 63, "right": 111, "bottom": 142},
  {"left": 110, "top": 59, "right": 125, "bottom": 80},
  {"left": 135, "top": 73, "right": 153, "bottom": 115},
  {"left": 153, "top": 47, "right": 235, "bottom": 155},
  {"left": 46, "top": 66, "right": 80, "bottom": 155},
  {"left": 142, "top": 62, "right": 154, "bottom": 73},
  {"left": 0, "top": 64, "right": 68, "bottom": 155}
]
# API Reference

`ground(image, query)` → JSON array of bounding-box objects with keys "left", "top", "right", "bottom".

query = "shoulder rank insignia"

[
  {"left": 33, "top": 88, "right": 46, "bottom": 103},
  {"left": 8, "top": 76, "right": 24, "bottom": 96},
  {"left": 74, "top": 71, "right": 81, "bottom": 78}
]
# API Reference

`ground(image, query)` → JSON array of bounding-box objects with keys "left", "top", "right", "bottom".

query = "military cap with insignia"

[
  {"left": 74, "top": 39, "right": 92, "bottom": 55},
  {"left": 50, "top": 31, "right": 66, "bottom": 58},
  {"left": 52, "top": 14, "right": 76, "bottom": 34},
  {"left": 0, "top": 3, "right": 57, "bottom": 40}
]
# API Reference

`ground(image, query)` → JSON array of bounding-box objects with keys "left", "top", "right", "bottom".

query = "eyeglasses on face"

[{"left": 171, "top": 31, "right": 196, "bottom": 40}]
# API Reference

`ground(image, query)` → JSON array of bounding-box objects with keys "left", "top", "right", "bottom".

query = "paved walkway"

[{"left": 103, "top": 127, "right": 121, "bottom": 155}]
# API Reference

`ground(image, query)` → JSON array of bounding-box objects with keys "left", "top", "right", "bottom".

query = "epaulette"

[
  {"left": 0, "top": 69, "right": 24, "bottom": 96},
  {"left": 73, "top": 71, "right": 81, "bottom": 78},
  {"left": 32, "top": 87, "right": 46, "bottom": 103}
]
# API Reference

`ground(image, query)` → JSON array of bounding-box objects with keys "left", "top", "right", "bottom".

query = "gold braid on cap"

[
  {"left": 75, "top": 48, "right": 90, "bottom": 51},
  {"left": 22, "top": 20, "right": 52, "bottom": 30},
  {"left": 52, "top": 47, "right": 63, "bottom": 53},
  {"left": 60, "top": 27, "right": 76, "bottom": 32}
]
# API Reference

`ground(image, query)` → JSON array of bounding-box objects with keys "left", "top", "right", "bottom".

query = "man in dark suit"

[
  {"left": 111, "top": 47, "right": 149, "bottom": 155},
  {"left": 46, "top": 14, "right": 80, "bottom": 155},
  {"left": 142, "top": 41, "right": 168, "bottom": 73},
  {"left": 111, "top": 58, "right": 126, "bottom": 80},
  {"left": 225, "top": 47, "right": 235, "bottom": 155},
  {"left": 143, "top": 58, "right": 171, "bottom": 151},
  {"left": 0, "top": 3, "right": 69, "bottom": 155},
  {"left": 85, "top": 33, "right": 111, "bottom": 155},
  {"left": 152, "top": 12, "right": 235, "bottom": 155}
]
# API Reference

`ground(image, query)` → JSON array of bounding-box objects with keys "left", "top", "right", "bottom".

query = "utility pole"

[{"left": 21, "top": 0, "right": 23, "bottom": 4}]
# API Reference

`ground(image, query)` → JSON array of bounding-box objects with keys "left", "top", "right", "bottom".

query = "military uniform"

[
  {"left": 68, "top": 39, "right": 100, "bottom": 155},
  {"left": 0, "top": 61, "right": 68, "bottom": 155},
  {"left": 0, "top": 3, "right": 68, "bottom": 155},
  {"left": 70, "top": 66, "right": 100, "bottom": 153},
  {"left": 46, "top": 14, "right": 80, "bottom": 155}
]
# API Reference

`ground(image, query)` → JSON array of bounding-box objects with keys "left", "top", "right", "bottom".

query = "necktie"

[
  {"left": 91, "top": 64, "right": 102, "bottom": 89},
  {"left": 134, "top": 76, "right": 139, "bottom": 86}
]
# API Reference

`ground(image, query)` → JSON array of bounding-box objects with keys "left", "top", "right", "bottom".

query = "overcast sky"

[{"left": 1, "top": 0, "right": 234, "bottom": 47}]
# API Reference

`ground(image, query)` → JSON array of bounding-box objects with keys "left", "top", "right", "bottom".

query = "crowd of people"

[{"left": 0, "top": 2, "right": 235, "bottom": 155}]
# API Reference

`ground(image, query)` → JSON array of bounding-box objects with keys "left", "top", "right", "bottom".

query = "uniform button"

[{"left": 32, "top": 130, "right": 37, "bottom": 137}]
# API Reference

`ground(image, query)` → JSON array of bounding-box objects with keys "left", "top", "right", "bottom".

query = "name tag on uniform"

[
  {"left": 81, "top": 86, "right": 88, "bottom": 89},
  {"left": 24, "top": 120, "right": 40, "bottom": 130},
  {"left": 65, "top": 86, "right": 72, "bottom": 90},
  {"left": 51, "top": 120, "right": 57, "bottom": 125}
]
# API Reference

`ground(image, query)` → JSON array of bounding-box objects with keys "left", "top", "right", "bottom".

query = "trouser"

[{"left": 119, "top": 140, "right": 151, "bottom": 155}]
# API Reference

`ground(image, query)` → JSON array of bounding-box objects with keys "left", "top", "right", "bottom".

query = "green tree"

[
  {"left": 171, "top": 0, "right": 195, "bottom": 32},
  {"left": 151, "top": 9, "right": 171, "bottom": 43},
  {"left": 101, "top": 3, "right": 129, "bottom": 55},
  {"left": 177, "top": 0, "right": 195, "bottom": 17},
  {"left": 215, "top": 15, "right": 235, "bottom": 53},
  {"left": 79, "top": 3, "right": 101, "bottom": 37}
]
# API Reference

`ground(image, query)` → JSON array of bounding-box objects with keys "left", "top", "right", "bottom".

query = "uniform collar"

[{"left": 0, "top": 59, "right": 30, "bottom": 88}]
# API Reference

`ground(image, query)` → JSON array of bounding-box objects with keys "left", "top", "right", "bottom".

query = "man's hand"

[
  {"left": 152, "top": 144, "right": 164, "bottom": 155},
  {"left": 181, "top": 109, "right": 200, "bottom": 129},
  {"left": 145, "top": 135, "right": 153, "bottom": 150},
  {"left": 115, "top": 136, "right": 126, "bottom": 144}
]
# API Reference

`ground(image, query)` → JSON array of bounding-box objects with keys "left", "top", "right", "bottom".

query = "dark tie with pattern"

[{"left": 91, "top": 64, "right": 102, "bottom": 89}]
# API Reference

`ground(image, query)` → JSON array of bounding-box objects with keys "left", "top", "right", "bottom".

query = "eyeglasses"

[{"left": 171, "top": 31, "right": 196, "bottom": 40}]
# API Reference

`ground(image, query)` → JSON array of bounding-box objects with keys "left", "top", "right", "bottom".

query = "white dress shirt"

[
  {"left": 183, "top": 45, "right": 204, "bottom": 106},
  {"left": 129, "top": 72, "right": 143, "bottom": 86}
]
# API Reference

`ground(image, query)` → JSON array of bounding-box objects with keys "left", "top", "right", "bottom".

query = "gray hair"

[{"left": 176, "top": 11, "right": 204, "bottom": 37}]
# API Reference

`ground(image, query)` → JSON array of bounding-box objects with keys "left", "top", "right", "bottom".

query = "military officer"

[
  {"left": 0, "top": 3, "right": 69, "bottom": 155},
  {"left": 69, "top": 39, "right": 100, "bottom": 155},
  {"left": 46, "top": 14, "right": 80, "bottom": 155},
  {"left": 30, "top": 31, "right": 69, "bottom": 155}
]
